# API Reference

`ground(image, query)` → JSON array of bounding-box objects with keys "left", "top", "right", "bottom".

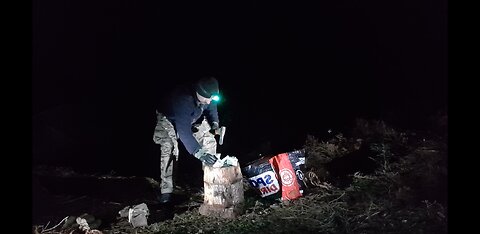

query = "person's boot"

[{"left": 157, "top": 192, "right": 173, "bottom": 204}]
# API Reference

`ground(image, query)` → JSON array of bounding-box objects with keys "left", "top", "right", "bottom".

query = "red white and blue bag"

[
  {"left": 243, "top": 149, "right": 306, "bottom": 201},
  {"left": 242, "top": 156, "right": 281, "bottom": 199}
]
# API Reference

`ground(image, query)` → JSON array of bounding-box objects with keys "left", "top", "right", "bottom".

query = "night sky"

[{"left": 33, "top": 0, "right": 447, "bottom": 177}]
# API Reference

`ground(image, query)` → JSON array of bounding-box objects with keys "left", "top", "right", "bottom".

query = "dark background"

[{"left": 32, "top": 0, "right": 447, "bottom": 178}]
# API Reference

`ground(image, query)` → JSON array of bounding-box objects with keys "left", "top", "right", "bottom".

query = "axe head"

[{"left": 217, "top": 126, "right": 226, "bottom": 145}]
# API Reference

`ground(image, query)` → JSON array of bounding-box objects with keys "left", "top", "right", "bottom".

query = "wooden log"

[{"left": 199, "top": 164, "right": 244, "bottom": 218}]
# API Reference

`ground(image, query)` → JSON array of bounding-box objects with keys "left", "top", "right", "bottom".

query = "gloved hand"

[
  {"left": 194, "top": 148, "right": 218, "bottom": 166},
  {"left": 211, "top": 122, "right": 219, "bottom": 130},
  {"left": 210, "top": 122, "right": 220, "bottom": 134}
]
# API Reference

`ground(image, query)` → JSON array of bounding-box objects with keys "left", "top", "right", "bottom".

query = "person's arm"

[
  {"left": 174, "top": 106, "right": 217, "bottom": 165},
  {"left": 172, "top": 97, "right": 201, "bottom": 155},
  {"left": 204, "top": 103, "right": 220, "bottom": 129}
]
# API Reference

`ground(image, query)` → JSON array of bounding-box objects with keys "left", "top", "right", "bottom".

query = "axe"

[{"left": 215, "top": 126, "right": 226, "bottom": 145}]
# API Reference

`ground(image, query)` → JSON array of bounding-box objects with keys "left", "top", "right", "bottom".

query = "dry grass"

[
  {"left": 33, "top": 117, "right": 447, "bottom": 234},
  {"left": 136, "top": 119, "right": 446, "bottom": 233}
]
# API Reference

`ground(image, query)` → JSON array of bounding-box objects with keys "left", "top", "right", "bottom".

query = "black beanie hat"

[{"left": 195, "top": 77, "right": 219, "bottom": 98}]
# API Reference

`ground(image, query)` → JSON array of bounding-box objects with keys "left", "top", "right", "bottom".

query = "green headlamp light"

[{"left": 211, "top": 94, "right": 220, "bottom": 102}]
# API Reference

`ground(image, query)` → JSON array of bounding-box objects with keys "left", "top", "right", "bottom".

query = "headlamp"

[{"left": 211, "top": 94, "right": 220, "bottom": 102}]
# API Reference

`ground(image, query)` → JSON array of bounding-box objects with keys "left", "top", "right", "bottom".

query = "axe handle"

[{"left": 218, "top": 126, "right": 226, "bottom": 145}]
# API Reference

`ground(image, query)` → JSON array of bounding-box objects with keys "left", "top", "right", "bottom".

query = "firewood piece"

[{"left": 199, "top": 164, "right": 245, "bottom": 218}]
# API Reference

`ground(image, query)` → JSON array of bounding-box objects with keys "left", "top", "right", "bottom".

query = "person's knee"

[
  {"left": 153, "top": 130, "right": 165, "bottom": 144},
  {"left": 160, "top": 141, "right": 174, "bottom": 156}
]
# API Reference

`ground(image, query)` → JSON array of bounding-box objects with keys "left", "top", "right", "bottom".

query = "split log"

[{"left": 199, "top": 164, "right": 244, "bottom": 218}]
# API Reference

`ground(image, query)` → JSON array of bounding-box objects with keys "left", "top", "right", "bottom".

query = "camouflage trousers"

[{"left": 153, "top": 111, "right": 217, "bottom": 194}]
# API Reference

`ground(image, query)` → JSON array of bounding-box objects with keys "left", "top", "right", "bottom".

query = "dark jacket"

[{"left": 157, "top": 84, "right": 219, "bottom": 155}]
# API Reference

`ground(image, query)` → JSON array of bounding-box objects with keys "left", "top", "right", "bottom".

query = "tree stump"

[{"left": 199, "top": 164, "right": 244, "bottom": 218}]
